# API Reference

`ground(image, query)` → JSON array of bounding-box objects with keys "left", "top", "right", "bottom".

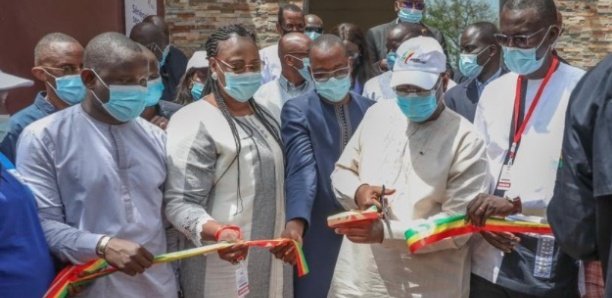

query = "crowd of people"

[{"left": 0, "top": 0, "right": 611, "bottom": 297}]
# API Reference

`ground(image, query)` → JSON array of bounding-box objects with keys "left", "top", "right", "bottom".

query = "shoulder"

[
  {"left": 558, "top": 63, "right": 587, "bottom": 85},
  {"left": 19, "top": 105, "right": 77, "bottom": 143},
  {"left": 445, "top": 79, "right": 471, "bottom": 99},
  {"left": 159, "top": 100, "right": 184, "bottom": 117},
  {"left": 479, "top": 72, "right": 518, "bottom": 106},
  {"left": 254, "top": 79, "right": 279, "bottom": 97},
  {"left": 443, "top": 109, "right": 485, "bottom": 147},
  {"left": 350, "top": 92, "right": 376, "bottom": 108},
  {"left": 368, "top": 20, "right": 395, "bottom": 34}
]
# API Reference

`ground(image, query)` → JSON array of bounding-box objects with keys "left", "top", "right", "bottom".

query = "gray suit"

[{"left": 365, "top": 19, "right": 447, "bottom": 63}]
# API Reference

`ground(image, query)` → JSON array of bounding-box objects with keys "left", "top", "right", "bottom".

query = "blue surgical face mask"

[
  {"left": 458, "top": 46, "right": 492, "bottom": 79},
  {"left": 386, "top": 51, "right": 398, "bottom": 70},
  {"left": 314, "top": 75, "right": 351, "bottom": 102},
  {"left": 145, "top": 77, "right": 164, "bottom": 107},
  {"left": 44, "top": 71, "right": 87, "bottom": 105},
  {"left": 288, "top": 55, "right": 312, "bottom": 81},
  {"left": 398, "top": 8, "right": 423, "bottom": 24},
  {"left": 305, "top": 31, "right": 321, "bottom": 41},
  {"left": 90, "top": 70, "right": 148, "bottom": 122},
  {"left": 502, "top": 27, "right": 553, "bottom": 75},
  {"left": 220, "top": 71, "right": 262, "bottom": 103},
  {"left": 395, "top": 87, "right": 440, "bottom": 123},
  {"left": 191, "top": 82, "right": 204, "bottom": 101}
]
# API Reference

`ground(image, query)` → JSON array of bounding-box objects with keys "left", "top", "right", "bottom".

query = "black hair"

[
  {"left": 34, "top": 32, "right": 81, "bottom": 65},
  {"left": 204, "top": 24, "right": 283, "bottom": 213},
  {"left": 174, "top": 67, "right": 206, "bottom": 105},
  {"left": 465, "top": 22, "right": 500, "bottom": 45},
  {"left": 504, "top": 0, "right": 558, "bottom": 26},
  {"left": 84, "top": 32, "right": 144, "bottom": 71},
  {"left": 277, "top": 4, "right": 303, "bottom": 25},
  {"left": 334, "top": 23, "right": 376, "bottom": 89}
]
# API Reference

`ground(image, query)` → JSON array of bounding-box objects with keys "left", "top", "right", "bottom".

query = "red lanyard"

[{"left": 507, "top": 56, "right": 559, "bottom": 164}]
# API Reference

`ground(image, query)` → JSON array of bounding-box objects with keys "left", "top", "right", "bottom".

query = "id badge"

[
  {"left": 496, "top": 164, "right": 512, "bottom": 192},
  {"left": 235, "top": 261, "right": 250, "bottom": 297},
  {"left": 534, "top": 235, "right": 555, "bottom": 279}
]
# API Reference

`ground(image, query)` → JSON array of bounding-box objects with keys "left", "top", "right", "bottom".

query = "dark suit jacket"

[
  {"left": 161, "top": 46, "right": 188, "bottom": 101},
  {"left": 365, "top": 19, "right": 446, "bottom": 63},
  {"left": 444, "top": 68, "right": 509, "bottom": 122}
]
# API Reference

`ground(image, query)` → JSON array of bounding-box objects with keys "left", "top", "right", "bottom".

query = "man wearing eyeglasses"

[
  {"left": 467, "top": 1, "right": 586, "bottom": 297},
  {"left": 279, "top": 34, "right": 374, "bottom": 298},
  {"left": 304, "top": 14, "right": 324, "bottom": 41},
  {"left": 0, "top": 33, "right": 84, "bottom": 163},
  {"left": 254, "top": 32, "right": 313, "bottom": 121},
  {"left": 329, "top": 36, "right": 488, "bottom": 297},
  {"left": 444, "top": 22, "right": 506, "bottom": 123},
  {"left": 260, "top": 4, "right": 305, "bottom": 84},
  {"left": 365, "top": 0, "right": 446, "bottom": 72}
]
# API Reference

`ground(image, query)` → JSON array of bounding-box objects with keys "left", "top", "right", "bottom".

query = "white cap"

[
  {"left": 0, "top": 70, "right": 33, "bottom": 91},
  {"left": 186, "top": 51, "right": 209, "bottom": 71},
  {"left": 390, "top": 36, "right": 446, "bottom": 90}
]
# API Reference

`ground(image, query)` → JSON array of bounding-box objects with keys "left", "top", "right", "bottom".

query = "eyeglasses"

[
  {"left": 395, "top": 80, "right": 441, "bottom": 97},
  {"left": 280, "top": 23, "right": 305, "bottom": 33},
  {"left": 216, "top": 58, "right": 262, "bottom": 73},
  {"left": 494, "top": 27, "right": 548, "bottom": 48},
  {"left": 41, "top": 65, "right": 82, "bottom": 76},
  {"left": 305, "top": 27, "right": 323, "bottom": 34},
  {"left": 399, "top": 1, "right": 426, "bottom": 10},
  {"left": 311, "top": 66, "right": 351, "bottom": 82}
]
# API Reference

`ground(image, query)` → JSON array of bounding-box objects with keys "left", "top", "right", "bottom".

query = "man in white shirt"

[
  {"left": 254, "top": 32, "right": 313, "bottom": 120},
  {"left": 468, "top": 0, "right": 586, "bottom": 297},
  {"left": 260, "top": 4, "right": 305, "bottom": 83},
  {"left": 329, "top": 36, "right": 488, "bottom": 298}
]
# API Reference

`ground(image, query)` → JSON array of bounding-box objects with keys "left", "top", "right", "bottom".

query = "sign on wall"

[{"left": 124, "top": 0, "right": 157, "bottom": 35}]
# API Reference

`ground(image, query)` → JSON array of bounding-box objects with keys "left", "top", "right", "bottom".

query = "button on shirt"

[
  {"left": 0, "top": 91, "right": 57, "bottom": 163},
  {"left": 16, "top": 105, "right": 177, "bottom": 298},
  {"left": 472, "top": 63, "right": 585, "bottom": 295}
]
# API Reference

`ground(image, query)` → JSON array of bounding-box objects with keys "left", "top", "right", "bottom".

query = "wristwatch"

[
  {"left": 505, "top": 196, "right": 522, "bottom": 215},
  {"left": 96, "top": 235, "right": 112, "bottom": 257}
]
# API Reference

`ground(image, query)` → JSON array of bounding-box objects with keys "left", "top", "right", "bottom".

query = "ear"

[
  {"left": 547, "top": 25, "right": 561, "bottom": 44},
  {"left": 394, "top": 0, "right": 401, "bottom": 12},
  {"left": 488, "top": 44, "right": 498, "bottom": 57},
  {"left": 81, "top": 69, "right": 97, "bottom": 89},
  {"left": 31, "top": 67, "right": 47, "bottom": 82},
  {"left": 441, "top": 74, "right": 450, "bottom": 92}
]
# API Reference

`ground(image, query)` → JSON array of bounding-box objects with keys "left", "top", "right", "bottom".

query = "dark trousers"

[{"left": 470, "top": 274, "right": 542, "bottom": 298}]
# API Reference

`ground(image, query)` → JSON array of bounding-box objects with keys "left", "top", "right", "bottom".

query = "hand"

[
  {"left": 335, "top": 219, "right": 384, "bottom": 244},
  {"left": 216, "top": 228, "right": 249, "bottom": 265},
  {"left": 379, "top": 59, "right": 389, "bottom": 72},
  {"left": 271, "top": 220, "right": 304, "bottom": 265},
  {"left": 466, "top": 193, "right": 516, "bottom": 227},
  {"left": 354, "top": 184, "right": 396, "bottom": 210},
  {"left": 103, "top": 238, "right": 154, "bottom": 276},
  {"left": 150, "top": 116, "right": 169, "bottom": 130},
  {"left": 480, "top": 231, "right": 520, "bottom": 253}
]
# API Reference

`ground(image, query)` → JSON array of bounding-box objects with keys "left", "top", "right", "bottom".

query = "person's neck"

[
  {"left": 45, "top": 88, "right": 69, "bottom": 110},
  {"left": 477, "top": 56, "right": 502, "bottom": 83},
  {"left": 207, "top": 91, "right": 253, "bottom": 117},
  {"left": 141, "top": 106, "right": 157, "bottom": 121},
  {"left": 281, "top": 69, "right": 305, "bottom": 87},
  {"left": 526, "top": 51, "right": 554, "bottom": 80},
  {"left": 81, "top": 96, "right": 122, "bottom": 125}
]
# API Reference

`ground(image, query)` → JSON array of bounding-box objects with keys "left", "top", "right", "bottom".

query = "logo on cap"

[{"left": 401, "top": 51, "right": 416, "bottom": 64}]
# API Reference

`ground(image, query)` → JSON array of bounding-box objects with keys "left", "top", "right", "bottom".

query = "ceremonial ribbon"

[
  {"left": 44, "top": 239, "right": 308, "bottom": 298},
  {"left": 404, "top": 215, "right": 551, "bottom": 253}
]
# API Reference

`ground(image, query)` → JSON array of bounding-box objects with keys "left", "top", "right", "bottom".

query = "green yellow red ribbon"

[
  {"left": 404, "top": 214, "right": 552, "bottom": 253},
  {"left": 44, "top": 239, "right": 308, "bottom": 298}
]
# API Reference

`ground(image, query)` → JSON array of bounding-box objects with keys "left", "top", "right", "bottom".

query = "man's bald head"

[
  {"left": 84, "top": 32, "right": 146, "bottom": 73},
  {"left": 279, "top": 33, "right": 312, "bottom": 58},
  {"left": 310, "top": 34, "right": 348, "bottom": 59},
  {"left": 143, "top": 15, "right": 169, "bottom": 37},
  {"left": 129, "top": 21, "right": 167, "bottom": 58},
  {"left": 34, "top": 33, "right": 82, "bottom": 66},
  {"left": 305, "top": 14, "right": 323, "bottom": 28}
]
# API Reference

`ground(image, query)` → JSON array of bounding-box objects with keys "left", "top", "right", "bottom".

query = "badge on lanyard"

[{"left": 235, "top": 261, "right": 250, "bottom": 297}]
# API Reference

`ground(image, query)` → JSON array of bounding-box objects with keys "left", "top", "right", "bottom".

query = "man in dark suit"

[
  {"left": 444, "top": 22, "right": 505, "bottom": 122},
  {"left": 366, "top": 0, "right": 446, "bottom": 71},
  {"left": 130, "top": 19, "right": 188, "bottom": 101}
]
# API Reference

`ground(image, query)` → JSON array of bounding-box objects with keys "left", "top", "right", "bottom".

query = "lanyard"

[{"left": 506, "top": 56, "right": 560, "bottom": 165}]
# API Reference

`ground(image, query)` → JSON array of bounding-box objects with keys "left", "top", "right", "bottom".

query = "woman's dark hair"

[
  {"left": 174, "top": 67, "right": 203, "bottom": 105},
  {"left": 204, "top": 24, "right": 283, "bottom": 213},
  {"left": 334, "top": 23, "right": 376, "bottom": 88}
]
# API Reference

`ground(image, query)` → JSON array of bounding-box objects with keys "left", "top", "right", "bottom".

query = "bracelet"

[
  {"left": 214, "top": 225, "right": 241, "bottom": 242},
  {"left": 96, "top": 235, "right": 112, "bottom": 257}
]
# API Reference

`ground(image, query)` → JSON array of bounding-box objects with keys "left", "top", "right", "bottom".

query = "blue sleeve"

[
  {"left": 281, "top": 102, "right": 318, "bottom": 229},
  {"left": 0, "top": 130, "right": 18, "bottom": 164}
]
